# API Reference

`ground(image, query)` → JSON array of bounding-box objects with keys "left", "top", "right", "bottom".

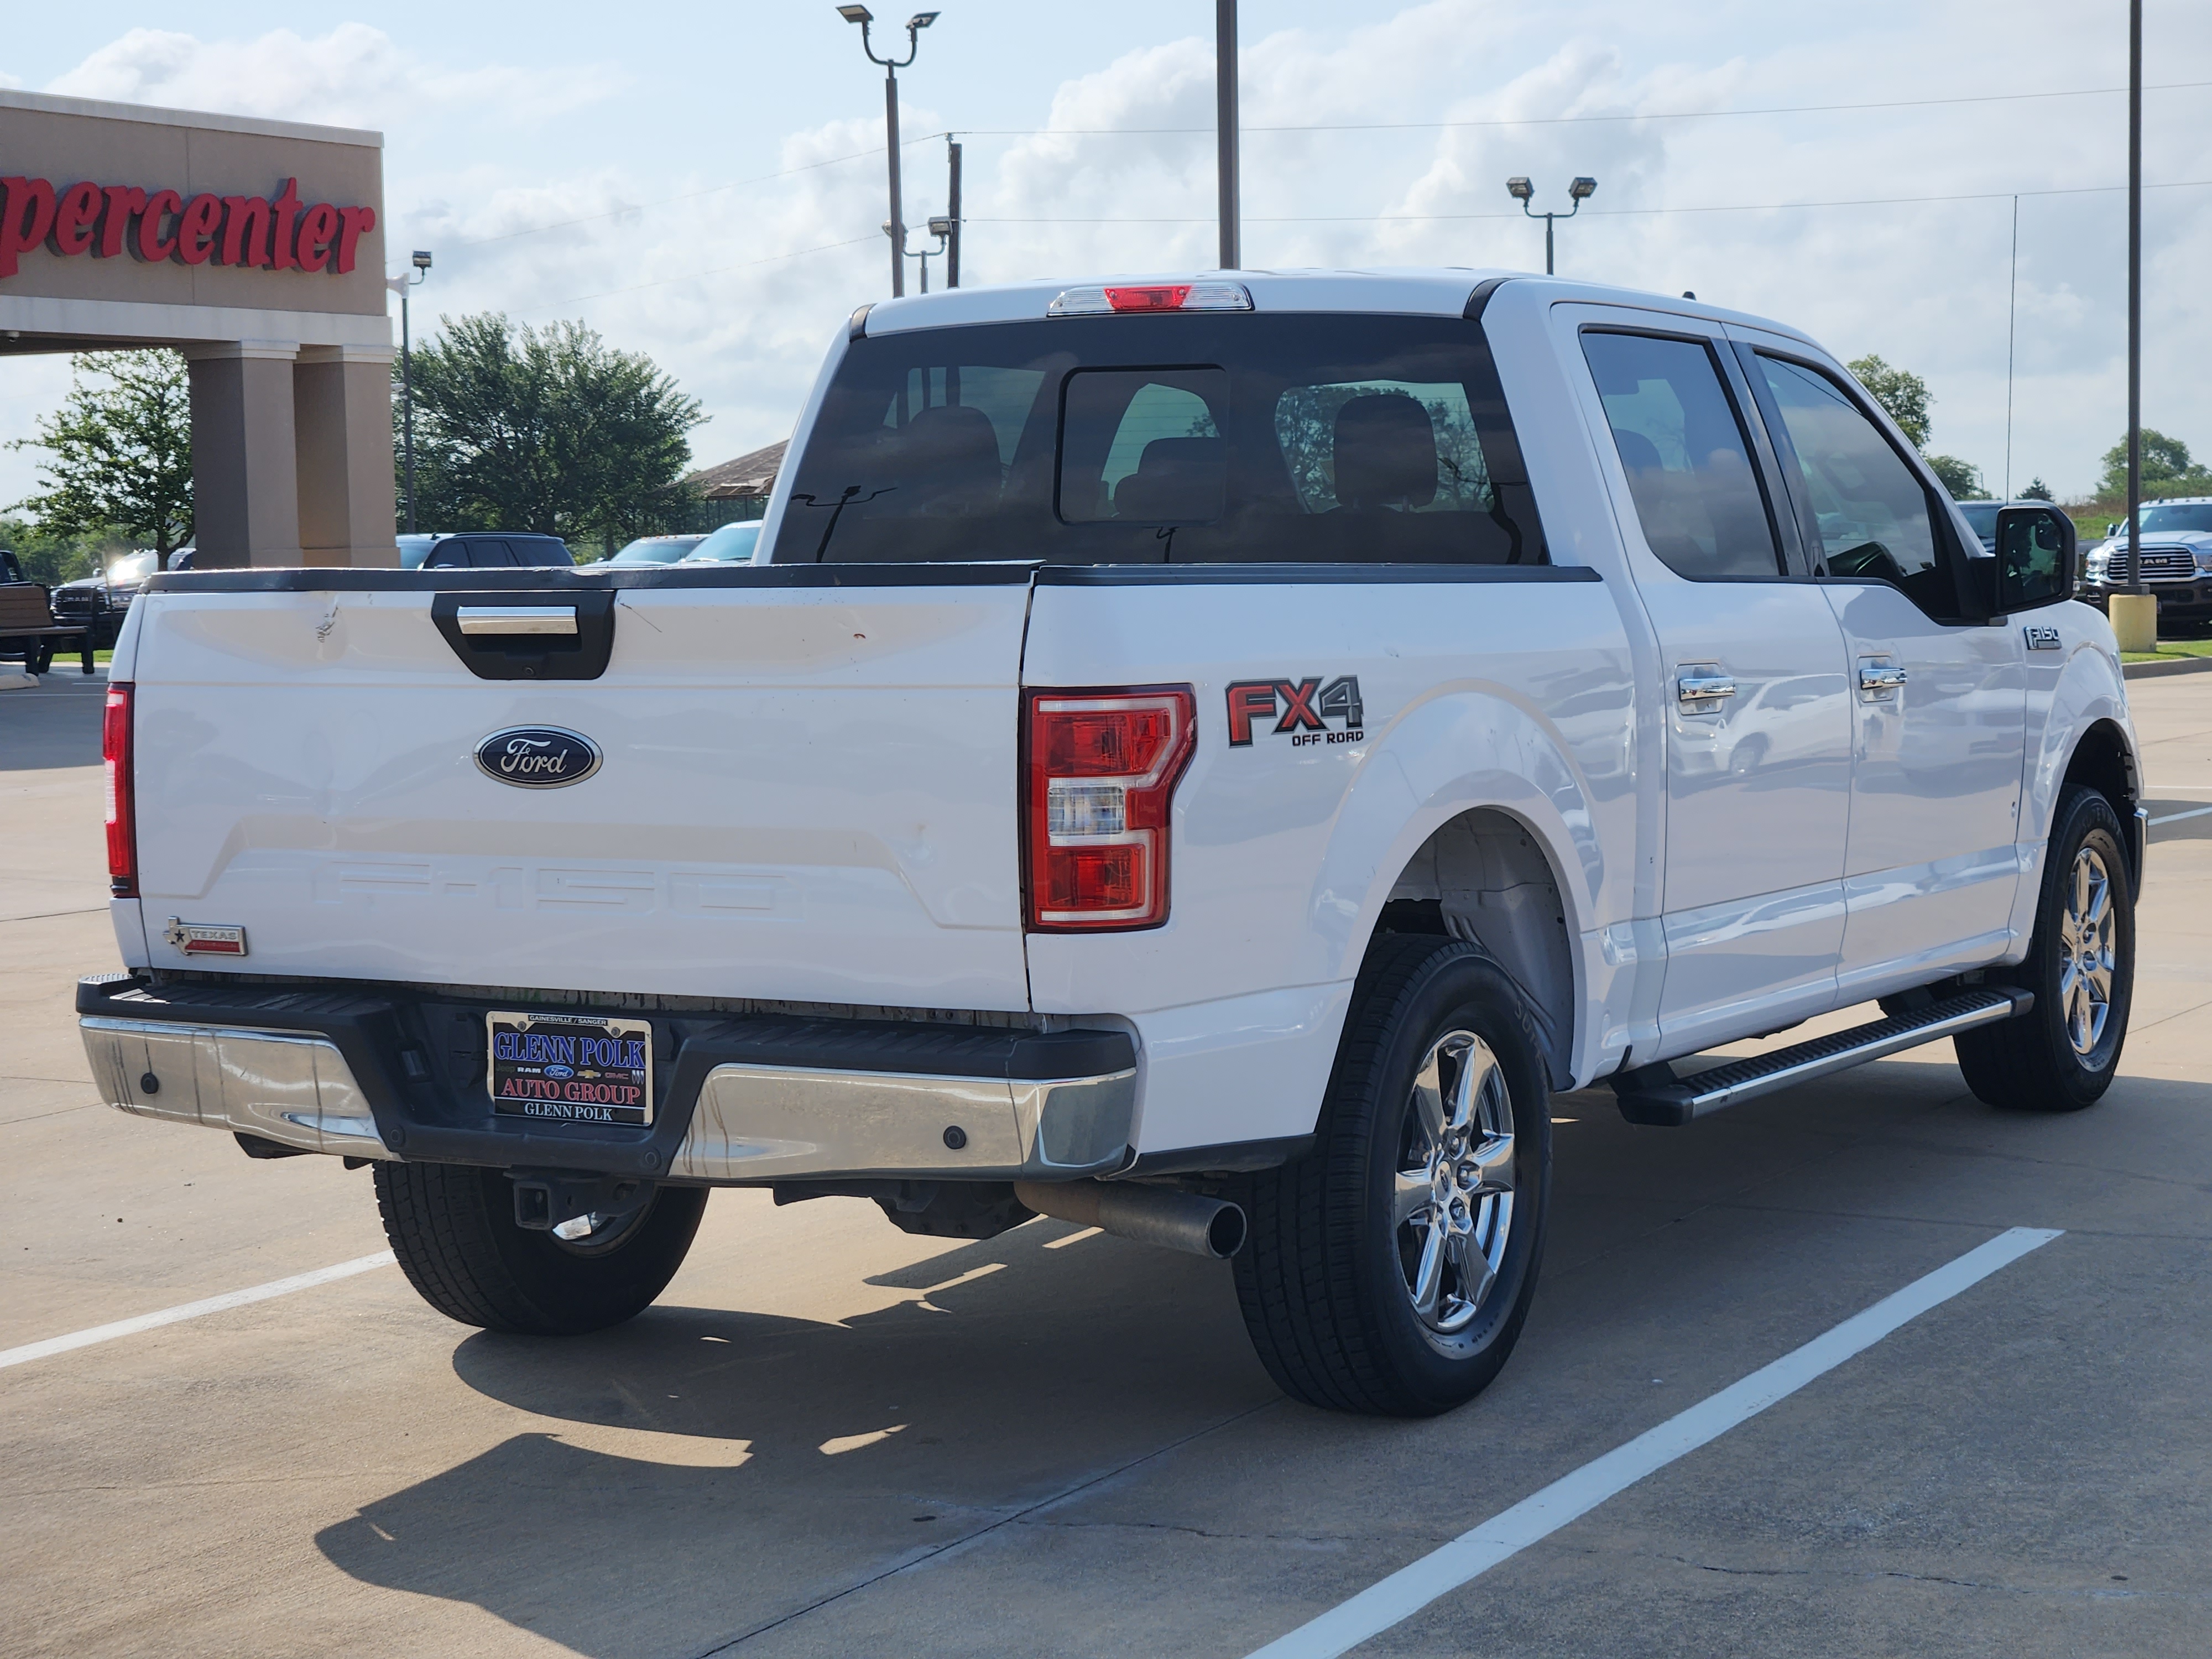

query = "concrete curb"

[{"left": 2123, "top": 655, "right": 2212, "bottom": 680}]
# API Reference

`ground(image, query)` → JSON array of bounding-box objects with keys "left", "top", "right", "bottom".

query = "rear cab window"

[
  {"left": 1580, "top": 330, "right": 1786, "bottom": 581},
  {"left": 771, "top": 312, "right": 1545, "bottom": 565}
]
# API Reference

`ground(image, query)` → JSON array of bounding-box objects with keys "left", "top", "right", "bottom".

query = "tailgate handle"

[
  {"left": 457, "top": 605, "right": 577, "bottom": 637},
  {"left": 430, "top": 589, "right": 616, "bottom": 681}
]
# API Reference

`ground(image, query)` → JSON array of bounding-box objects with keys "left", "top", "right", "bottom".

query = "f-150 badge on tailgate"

[
  {"left": 1226, "top": 676, "right": 1365, "bottom": 747},
  {"left": 474, "top": 726, "right": 603, "bottom": 789}
]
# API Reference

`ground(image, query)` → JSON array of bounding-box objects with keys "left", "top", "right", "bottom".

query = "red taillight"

[
  {"left": 1105, "top": 284, "right": 1192, "bottom": 312},
  {"left": 103, "top": 682, "right": 136, "bottom": 896},
  {"left": 1024, "top": 687, "right": 1196, "bottom": 931}
]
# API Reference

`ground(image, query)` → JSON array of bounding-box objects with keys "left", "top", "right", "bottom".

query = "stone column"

[
  {"left": 185, "top": 342, "right": 302, "bottom": 569},
  {"left": 294, "top": 345, "right": 400, "bottom": 567}
]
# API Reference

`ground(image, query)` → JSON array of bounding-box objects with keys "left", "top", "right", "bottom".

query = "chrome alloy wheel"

[
  {"left": 1393, "top": 1029, "right": 1516, "bottom": 1335},
  {"left": 2059, "top": 845, "right": 2118, "bottom": 1056}
]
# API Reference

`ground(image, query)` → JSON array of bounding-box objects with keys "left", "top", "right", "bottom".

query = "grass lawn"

[{"left": 2121, "top": 639, "right": 2212, "bottom": 664}]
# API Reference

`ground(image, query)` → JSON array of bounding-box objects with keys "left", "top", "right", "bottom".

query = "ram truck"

[{"left": 80, "top": 270, "right": 2140, "bottom": 1416}]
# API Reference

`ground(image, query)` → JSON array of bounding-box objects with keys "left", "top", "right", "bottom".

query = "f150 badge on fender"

[
  {"left": 474, "top": 727, "right": 603, "bottom": 788},
  {"left": 1226, "top": 676, "right": 1365, "bottom": 747}
]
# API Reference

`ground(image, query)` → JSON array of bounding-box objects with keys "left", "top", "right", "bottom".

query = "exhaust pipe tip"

[
  {"left": 1016, "top": 1179, "right": 1246, "bottom": 1260},
  {"left": 1200, "top": 1199, "right": 1246, "bottom": 1260}
]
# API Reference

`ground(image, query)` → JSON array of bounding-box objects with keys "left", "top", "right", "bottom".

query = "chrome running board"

[{"left": 1610, "top": 988, "right": 2034, "bottom": 1127}]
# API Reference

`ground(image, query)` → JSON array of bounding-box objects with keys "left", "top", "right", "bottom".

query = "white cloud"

[
  {"left": 42, "top": 23, "right": 613, "bottom": 131},
  {"left": 4, "top": 1, "right": 2210, "bottom": 509}
]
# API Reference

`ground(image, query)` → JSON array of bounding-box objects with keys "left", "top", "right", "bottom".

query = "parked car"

[
  {"left": 1956, "top": 499, "right": 2072, "bottom": 556},
  {"left": 603, "top": 534, "right": 706, "bottom": 566},
  {"left": 1, "top": 548, "right": 23, "bottom": 585},
  {"left": 675, "top": 523, "right": 763, "bottom": 564},
  {"left": 50, "top": 549, "right": 162, "bottom": 649},
  {"left": 398, "top": 534, "right": 575, "bottom": 570},
  {"left": 2078, "top": 497, "right": 2212, "bottom": 625},
  {"left": 81, "top": 270, "right": 2135, "bottom": 1418}
]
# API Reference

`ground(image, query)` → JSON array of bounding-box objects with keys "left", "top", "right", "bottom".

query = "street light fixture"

[
  {"left": 1506, "top": 175, "right": 1596, "bottom": 275},
  {"left": 839, "top": 5, "right": 940, "bottom": 298},
  {"left": 919, "top": 215, "right": 953, "bottom": 293},
  {"left": 385, "top": 249, "right": 432, "bottom": 536}
]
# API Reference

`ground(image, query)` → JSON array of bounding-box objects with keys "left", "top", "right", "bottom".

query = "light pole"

[
  {"left": 838, "top": 6, "right": 939, "bottom": 299},
  {"left": 1217, "top": 0, "right": 1239, "bottom": 269},
  {"left": 2109, "top": 0, "right": 2156, "bottom": 650},
  {"left": 1506, "top": 176, "right": 1597, "bottom": 275},
  {"left": 385, "top": 248, "right": 432, "bottom": 535}
]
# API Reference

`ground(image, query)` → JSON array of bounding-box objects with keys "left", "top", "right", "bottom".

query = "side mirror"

[{"left": 1995, "top": 505, "right": 2077, "bottom": 614}]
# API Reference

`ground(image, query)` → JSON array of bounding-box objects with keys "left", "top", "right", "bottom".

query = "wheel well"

[
  {"left": 1374, "top": 808, "right": 1575, "bottom": 1088},
  {"left": 2062, "top": 718, "right": 2140, "bottom": 884}
]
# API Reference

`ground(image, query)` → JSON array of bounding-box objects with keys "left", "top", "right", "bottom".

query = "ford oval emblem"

[{"left": 474, "top": 726, "right": 602, "bottom": 789}]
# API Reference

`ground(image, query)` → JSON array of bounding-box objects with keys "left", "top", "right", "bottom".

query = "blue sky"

[{"left": 5, "top": 1, "right": 2210, "bottom": 511}]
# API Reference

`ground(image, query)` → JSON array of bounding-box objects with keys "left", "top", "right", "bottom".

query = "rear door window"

[
  {"left": 1580, "top": 330, "right": 1783, "bottom": 580},
  {"left": 774, "top": 312, "right": 1543, "bottom": 565}
]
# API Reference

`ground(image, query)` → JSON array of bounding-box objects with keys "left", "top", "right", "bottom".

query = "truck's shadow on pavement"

[
  {"left": 313, "top": 1061, "right": 2203, "bottom": 1657},
  {"left": 316, "top": 1219, "right": 1277, "bottom": 1659}
]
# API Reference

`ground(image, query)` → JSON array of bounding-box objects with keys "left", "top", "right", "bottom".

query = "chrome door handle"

[
  {"left": 1858, "top": 663, "right": 1908, "bottom": 695},
  {"left": 1677, "top": 673, "right": 1738, "bottom": 707}
]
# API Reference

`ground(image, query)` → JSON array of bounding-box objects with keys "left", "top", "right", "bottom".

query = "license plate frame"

[{"left": 486, "top": 1010, "right": 655, "bottom": 1127}]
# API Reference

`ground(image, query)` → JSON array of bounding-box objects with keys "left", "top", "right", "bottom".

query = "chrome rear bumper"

[
  {"left": 81, "top": 1009, "right": 1136, "bottom": 1182},
  {"left": 81, "top": 1016, "right": 395, "bottom": 1159},
  {"left": 671, "top": 1060, "right": 1134, "bottom": 1181}
]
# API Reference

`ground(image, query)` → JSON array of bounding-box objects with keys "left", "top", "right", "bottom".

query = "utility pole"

[
  {"left": 2110, "top": 0, "right": 2156, "bottom": 649},
  {"left": 839, "top": 7, "right": 938, "bottom": 299},
  {"left": 945, "top": 136, "right": 963, "bottom": 288},
  {"left": 2005, "top": 195, "right": 2017, "bottom": 501},
  {"left": 1215, "top": 0, "right": 1239, "bottom": 270},
  {"left": 2126, "top": 0, "right": 2142, "bottom": 595}
]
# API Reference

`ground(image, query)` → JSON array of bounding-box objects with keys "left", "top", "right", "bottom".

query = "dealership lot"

[{"left": 3, "top": 670, "right": 2210, "bottom": 1658}]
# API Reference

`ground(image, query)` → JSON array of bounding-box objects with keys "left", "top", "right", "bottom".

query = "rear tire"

[
  {"left": 1232, "top": 936, "right": 1552, "bottom": 1416},
  {"left": 373, "top": 1163, "right": 707, "bottom": 1335},
  {"left": 1954, "top": 787, "right": 2134, "bottom": 1113}
]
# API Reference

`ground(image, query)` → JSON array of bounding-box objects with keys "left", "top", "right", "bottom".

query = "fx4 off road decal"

[{"left": 1226, "top": 676, "right": 1365, "bottom": 747}]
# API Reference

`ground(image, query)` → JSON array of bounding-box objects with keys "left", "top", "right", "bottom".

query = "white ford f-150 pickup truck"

[{"left": 81, "top": 270, "right": 2139, "bottom": 1417}]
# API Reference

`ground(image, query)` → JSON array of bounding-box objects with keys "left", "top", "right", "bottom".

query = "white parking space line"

[
  {"left": 1245, "top": 1227, "right": 2063, "bottom": 1659},
  {"left": 0, "top": 1252, "right": 395, "bottom": 1373},
  {"left": 2148, "top": 804, "right": 2212, "bottom": 826}
]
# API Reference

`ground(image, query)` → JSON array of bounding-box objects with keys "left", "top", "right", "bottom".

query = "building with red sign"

[{"left": 1, "top": 88, "right": 395, "bottom": 567}]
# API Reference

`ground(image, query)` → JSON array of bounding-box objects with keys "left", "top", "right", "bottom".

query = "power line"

[
  {"left": 951, "top": 78, "right": 2212, "bottom": 138},
  {"left": 526, "top": 176, "right": 2212, "bottom": 309},
  {"left": 969, "top": 176, "right": 2212, "bottom": 226},
  {"left": 446, "top": 131, "right": 953, "bottom": 251},
  {"left": 546, "top": 234, "right": 880, "bottom": 306},
  {"left": 429, "top": 77, "right": 2212, "bottom": 255}
]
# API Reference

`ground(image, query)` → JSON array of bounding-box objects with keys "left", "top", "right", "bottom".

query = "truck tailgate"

[{"left": 128, "top": 572, "right": 1032, "bottom": 1010}]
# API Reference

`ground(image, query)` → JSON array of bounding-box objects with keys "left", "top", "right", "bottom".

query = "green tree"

[
  {"left": 2095, "top": 429, "right": 2212, "bottom": 500},
  {"left": 8, "top": 352, "right": 194, "bottom": 566},
  {"left": 0, "top": 514, "right": 128, "bottom": 587},
  {"left": 2021, "top": 477, "right": 2054, "bottom": 501},
  {"left": 401, "top": 314, "right": 705, "bottom": 545},
  {"left": 1924, "top": 454, "right": 1986, "bottom": 499},
  {"left": 1846, "top": 354, "right": 1931, "bottom": 448}
]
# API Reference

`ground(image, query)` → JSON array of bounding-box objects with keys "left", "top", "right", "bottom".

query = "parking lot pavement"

[{"left": 3, "top": 672, "right": 2209, "bottom": 1659}]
